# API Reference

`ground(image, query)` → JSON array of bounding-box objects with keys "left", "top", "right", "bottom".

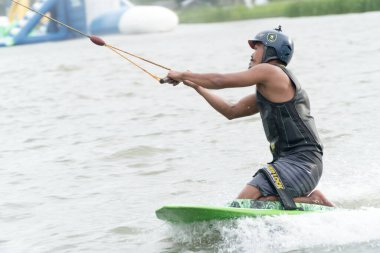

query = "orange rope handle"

[
  {"left": 106, "top": 45, "right": 161, "bottom": 81},
  {"left": 107, "top": 45, "right": 171, "bottom": 71}
]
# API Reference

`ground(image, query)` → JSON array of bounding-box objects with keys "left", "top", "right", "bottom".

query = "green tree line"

[
  {"left": 178, "top": 0, "right": 380, "bottom": 23},
  {"left": 2, "top": 0, "right": 380, "bottom": 22}
]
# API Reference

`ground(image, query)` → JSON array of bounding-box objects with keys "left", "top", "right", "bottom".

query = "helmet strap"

[
  {"left": 262, "top": 46, "right": 282, "bottom": 64},
  {"left": 262, "top": 46, "right": 269, "bottom": 63}
]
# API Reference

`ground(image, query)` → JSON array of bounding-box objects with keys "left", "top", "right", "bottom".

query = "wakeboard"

[{"left": 156, "top": 199, "right": 334, "bottom": 223}]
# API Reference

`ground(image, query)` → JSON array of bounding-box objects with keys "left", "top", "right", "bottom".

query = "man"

[{"left": 165, "top": 27, "right": 334, "bottom": 207}]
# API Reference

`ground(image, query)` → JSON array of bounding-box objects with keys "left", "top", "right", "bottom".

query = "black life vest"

[{"left": 256, "top": 65, "right": 323, "bottom": 161}]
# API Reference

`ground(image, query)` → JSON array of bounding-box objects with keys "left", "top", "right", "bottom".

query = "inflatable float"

[{"left": 0, "top": 0, "right": 178, "bottom": 47}]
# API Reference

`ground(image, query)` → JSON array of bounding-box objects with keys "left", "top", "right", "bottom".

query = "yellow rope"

[
  {"left": 11, "top": 0, "right": 170, "bottom": 82},
  {"left": 106, "top": 45, "right": 161, "bottom": 81},
  {"left": 107, "top": 45, "right": 171, "bottom": 71}
]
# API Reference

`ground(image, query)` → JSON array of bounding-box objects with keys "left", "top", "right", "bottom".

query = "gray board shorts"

[{"left": 248, "top": 150, "right": 323, "bottom": 198}]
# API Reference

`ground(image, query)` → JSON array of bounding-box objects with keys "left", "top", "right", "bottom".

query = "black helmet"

[{"left": 248, "top": 26, "right": 294, "bottom": 66}]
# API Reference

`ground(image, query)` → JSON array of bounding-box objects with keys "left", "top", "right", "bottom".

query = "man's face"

[{"left": 249, "top": 42, "right": 264, "bottom": 69}]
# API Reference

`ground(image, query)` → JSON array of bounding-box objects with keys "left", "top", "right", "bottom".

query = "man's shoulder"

[
  {"left": 252, "top": 63, "right": 285, "bottom": 75},
  {"left": 252, "top": 63, "right": 290, "bottom": 84}
]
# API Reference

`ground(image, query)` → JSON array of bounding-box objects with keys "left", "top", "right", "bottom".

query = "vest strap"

[{"left": 259, "top": 164, "right": 302, "bottom": 210}]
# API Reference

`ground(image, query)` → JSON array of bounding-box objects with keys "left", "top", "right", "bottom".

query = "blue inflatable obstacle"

[{"left": 0, "top": 0, "right": 87, "bottom": 47}]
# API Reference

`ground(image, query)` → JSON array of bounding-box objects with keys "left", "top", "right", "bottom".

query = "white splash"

[{"left": 168, "top": 208, "right": 380, "bottom": 253}]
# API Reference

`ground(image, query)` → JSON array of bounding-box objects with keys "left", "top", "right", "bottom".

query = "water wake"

[{"left": 166, "top": 208, "right": 380, "bottom": 252}]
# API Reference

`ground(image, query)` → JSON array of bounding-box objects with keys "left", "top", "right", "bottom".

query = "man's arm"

[
  {"left": 185, "top": 80, "right": 259, "bottom": 120},
  {"left": 168, "top": 64, "right": 274, "bottom": 89}
]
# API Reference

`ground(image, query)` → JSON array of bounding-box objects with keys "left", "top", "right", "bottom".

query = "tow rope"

[{"left": 11, "top": 0, "right": 177, "bottom": 84}]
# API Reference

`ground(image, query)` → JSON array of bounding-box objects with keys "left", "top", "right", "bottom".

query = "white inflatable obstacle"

[
  {"left": 119, "top": 6, "right": 179, "bottom": 34},
  {"left": 86, "top": 0, "right": 178, "bottom": 35}
]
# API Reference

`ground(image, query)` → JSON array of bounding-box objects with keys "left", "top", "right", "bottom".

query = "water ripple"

[{"left": 107, "top": 145, "right": 174, "bottom": 160}]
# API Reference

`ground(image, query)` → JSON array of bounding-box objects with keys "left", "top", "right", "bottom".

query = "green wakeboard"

[{"left": 156, "top": 199, "right": 334, "bottom": 223}]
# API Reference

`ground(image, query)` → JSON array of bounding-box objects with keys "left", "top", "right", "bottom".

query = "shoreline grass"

[{"left": 177, "top": 0, "right": 380, "bottom": 23}]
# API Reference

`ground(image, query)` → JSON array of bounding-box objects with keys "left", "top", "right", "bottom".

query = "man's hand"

[
  {"left": 159, "top": 77, "right": 180, "bottom": 86},
  {"left": 162, "top": 70, "right": 194, "bottom": 87},
  {"left": 167, "top": 70, "right": 184, "bottom": 82}
]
